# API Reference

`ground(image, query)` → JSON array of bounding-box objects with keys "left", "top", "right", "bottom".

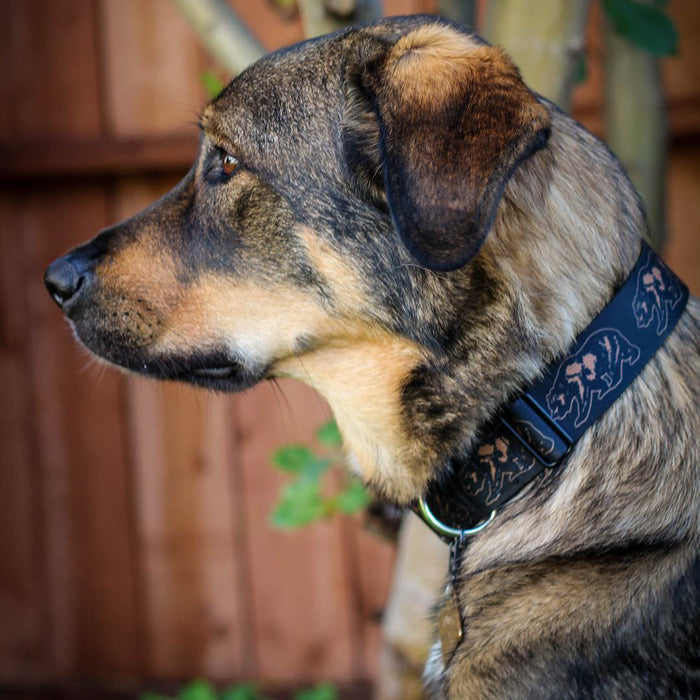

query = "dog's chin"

[
  {"left": 116, "top": 352, "right": 264, "bottom": 392},
  {"left": 149, "top": 357, "right": 266, "bottom": 392},
  {"left": 71, "top": 325, "right": 265, "bottom": 392}
]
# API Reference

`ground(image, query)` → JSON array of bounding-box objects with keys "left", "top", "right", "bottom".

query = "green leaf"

[
  {"left": 271, "top": 478, "right": 326, "bottom": 529},
  {"left": 294, "top": 683, "right": 339, "bottom": 700},
  {"left": 335, "top": 480, "right": 371, "bottom": 514},
  {"left": 316, "top": 420, "right": 342, "bottom": 448},
  {"left": 575, "top": 53, "right": 587, "bottom": 84},
  {"left": 221, "top": 683, "right": 269, "bottom": 700},
  {"left": 272, "top": 446, "right": 329, "bottom": 475},
  {"left": 200, "top": 71, "right": 226, "bottom": 99},
  {"left": 602, "top": 0, "right": 678, "bottom": 56},
  {"left": 177, "top": 680, "right": 218, "bottom": 700}
]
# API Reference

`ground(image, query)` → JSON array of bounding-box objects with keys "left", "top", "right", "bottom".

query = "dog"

[{"left": 44, "top": 15, "right": 699, "bottom": 699}]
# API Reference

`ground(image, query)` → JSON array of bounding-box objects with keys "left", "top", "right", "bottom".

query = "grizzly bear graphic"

[
  {"left": 633, "top": 254, "right": 684, "bottom": 335},
  {"left": 546, "top": 329, "right": 641, "bottom": 428},
  {"left": 465, "top": 437, "right": 537, "bottom": 506}
]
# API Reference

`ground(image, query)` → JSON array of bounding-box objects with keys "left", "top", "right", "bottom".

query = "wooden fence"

[{"left": 0, "top": 0, "right": 698, "bottom": 696}]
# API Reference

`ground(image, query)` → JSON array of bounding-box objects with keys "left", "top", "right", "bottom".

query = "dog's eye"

[
  {"left": 206, "top": 146, "right": 241, "bottom": 184},
  {"left": 221, "top": 152, "right": 239, "bottom": 177}
]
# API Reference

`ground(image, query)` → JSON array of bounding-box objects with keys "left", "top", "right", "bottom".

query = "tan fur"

[
  {"left": 277, "top": 336, "right": 429, "bottom": 500},
  {"left": 444, "top": 543, "right": 695, "bottom": 698},
  {"left": 298, "top": 226, "right": 369, "bottom": 315},
  {"left": 155, "top": 275, "right": 327, "bottom": 361},
  {"left": 97, "top": 240, "right": 180, "bottom": 311},
  {"left": 92, "top": 242, "right": 181, "bottom": 347},
  {"left": 150, "top": 227, "right": 432, "bottom": 499},
  {"left": 386, "top": 26, "right": 486, "bottom": 104},
  {"left": 383, "top": 25, "right": 549, "bottom": 145}
]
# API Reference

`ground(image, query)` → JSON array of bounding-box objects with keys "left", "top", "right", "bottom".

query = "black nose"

[{"left": 44, "top": 257, "right": 85, "bottom": 307}]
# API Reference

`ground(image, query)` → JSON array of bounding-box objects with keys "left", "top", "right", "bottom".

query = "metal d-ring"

[{"left": 417, "top": 496, "right": 496, "bottom": 539}]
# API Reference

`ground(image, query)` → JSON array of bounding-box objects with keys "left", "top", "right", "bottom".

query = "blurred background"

[{"left": 0, "top": 1, "right": 698, "bottom": 698}]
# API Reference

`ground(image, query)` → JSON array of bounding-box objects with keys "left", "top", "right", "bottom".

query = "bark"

[
  {"left": 170, "top": 0, "right": 266, "bottom": 75},
  {"left": 484, "top": 0, "right": 592, "bottom": 109},
  {"left": 298, "top": 0, "right": 382, "bottom": 38},
  {"left": 374, "top": 514, "right": 449, "bottom": 700},
  {"left": 603, "top": 10, "right": 667, "bottom": 251},
  {"left": 436, "top": 0, "right": 476, "bottom": 29}
]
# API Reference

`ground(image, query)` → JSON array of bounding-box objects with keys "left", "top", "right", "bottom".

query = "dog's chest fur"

[{"left": 424, "top": 296, "right": 700, "bottom": 697}]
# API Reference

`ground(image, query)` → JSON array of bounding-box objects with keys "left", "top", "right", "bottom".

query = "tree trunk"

[
  {"left": 484, "top": 0, "right": 591, "bottom": 109},
  {"left": 170, "top": 0, "right": 266, "bottom": 75},
  {"left": 603, "top": 8, "right": 667, "bottom": 251},
  {"left": 374, "top": 514, "right": 449, "bottom": 700},
  {"left": 436, "top": 0, "right": 476, "bottom": 29},
  {"left": 298, "top": 0, "right": 382, "bottom": 38}
]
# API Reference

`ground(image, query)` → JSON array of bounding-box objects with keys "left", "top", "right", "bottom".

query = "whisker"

[{"left": 270, "top": 378, "right": 298, "bottom": 439}]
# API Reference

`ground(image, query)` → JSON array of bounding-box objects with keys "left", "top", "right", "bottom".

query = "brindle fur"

[{"left": 45, "top": 15, "right": 699, "bottom": 698}]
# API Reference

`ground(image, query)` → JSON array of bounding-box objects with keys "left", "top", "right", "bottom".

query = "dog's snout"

[{"left": 44, "top": 257, "right": 86, "bottom": 308}]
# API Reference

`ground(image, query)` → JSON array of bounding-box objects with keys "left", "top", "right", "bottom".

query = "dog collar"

[{"left": 417, "top": 241, "right": 689, "bottom": 542}]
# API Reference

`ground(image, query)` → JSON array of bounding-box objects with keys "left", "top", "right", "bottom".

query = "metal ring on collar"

[{"left": 417, "top": 496, "right": 496, "bottom": 539}]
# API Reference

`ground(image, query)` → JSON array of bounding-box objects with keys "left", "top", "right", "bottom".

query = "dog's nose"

[{"left": 44, "top": 257, "right": 85, "bottom": 307}]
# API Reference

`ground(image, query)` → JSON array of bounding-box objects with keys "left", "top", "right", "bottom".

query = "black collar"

[{"left": 416, "top": 241, "right": 689, "bottom": 542}]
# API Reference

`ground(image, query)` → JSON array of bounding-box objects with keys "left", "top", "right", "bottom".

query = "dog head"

[{"left": 44, "top": 16, "right": 640, "bottom": 502}]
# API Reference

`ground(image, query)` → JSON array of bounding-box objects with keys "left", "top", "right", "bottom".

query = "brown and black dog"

[{"left": 45, "top": 15, "right": 699, "bottom": 699}]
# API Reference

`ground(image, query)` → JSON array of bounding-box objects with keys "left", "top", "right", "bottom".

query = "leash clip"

[{"left": 417, "top": 495, "right": 496, "bottom": 540}]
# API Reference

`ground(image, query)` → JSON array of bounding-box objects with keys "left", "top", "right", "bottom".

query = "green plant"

[
  {"left": 294, "top": 683, "right": 338, "bottom": 700},
  {"left": 270, "top": 419, "right": 371, "bottom": 530},
  {"left": 574, "top": 0, "right": 677, "bottom": 86},
  {"left": 602, "top": 0, "right": 677, "bottom": 56},
  {"left": 200, "top": 70, "right": 226, "bottom": 99},
  {"left": 140, "top": 679, "right": 338, "bottom": 700}
]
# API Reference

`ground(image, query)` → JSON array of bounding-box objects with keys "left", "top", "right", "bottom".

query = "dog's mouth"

[
  {"left": 74, "top": 325, "right": 263, "bottom": 391},
  {"left": 138, "top": 353, "right": 266, "bottom": 392},
  {"left": 191, "top": 365, "right": 239, "bottom": 379},
  {"left": 62, "top": 300, "right": 266, "bottom": 391},
  {"left": 183, "top": 358, "right": 262, "bottom": 390}
]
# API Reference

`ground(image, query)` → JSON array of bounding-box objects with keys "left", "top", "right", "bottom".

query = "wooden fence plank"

[
  {"left": 383, "top": 0, "right": 429, "bottom": 16},
  {"left": 21, "top": 183, "right": 141, "bottom": 679},
  {"left": 230, "top": 0, "right": 303, "bottom": 52},
  {"left": 99, "top": 0, "right": 209, "bottom": 137},
  {"left": 665, "top": 0, "right": 700, "bottom": 135},
  {"left": 0, "top": 1, "right": 16, "bottom": 135},
  {"left": 127, "top": 381, "right": 250, "bottom": 680},
  {"left": 666, "top": 142, "right": 700, "bottom": 295},
  {"left": 0, "top": 135, "right": 198, "bottom": 181},
  {"left": 235, "top": 381, "right": 358, "bottom": 684},
  {"left": 0, "top": 194, "right": 45, "bottom": 681},
  {"left": 352, "top": 527, "right": 395, "bottom": 679},
  {"left": 114, "top": 176, "right": 252, "bottom": 681},
  {"left": 7, "top": 0, "right": 102, "bottom": 138},
  {"left": 7, "top": 0, "right": 141, "bottom": 679}
]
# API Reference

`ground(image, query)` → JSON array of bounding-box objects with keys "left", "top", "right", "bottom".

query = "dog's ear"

[{"left": 345, "top": 23, "right": 550, "bottom": 271}]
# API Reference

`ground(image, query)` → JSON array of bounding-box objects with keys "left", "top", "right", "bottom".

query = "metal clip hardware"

[{"left": 417, "top": 495, "right": 496, "bottom": 540}]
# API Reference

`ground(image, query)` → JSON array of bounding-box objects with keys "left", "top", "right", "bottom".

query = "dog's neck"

[
  {"left": 279, "top": 109, "right": 672, "bottom": 508},
  {"left": 417, "top": 241, "right": 689, "bottom": 540},
  {"left": 276, "top": 332, "right": 435, "bottom": 502},
  {"left": 463, "top": 296, "right": 699, "bottom": 574}
]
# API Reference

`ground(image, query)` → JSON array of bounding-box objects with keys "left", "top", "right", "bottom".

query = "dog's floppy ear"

[{"left": 347, "top": 23, "right": 550, "bottom": 271}]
